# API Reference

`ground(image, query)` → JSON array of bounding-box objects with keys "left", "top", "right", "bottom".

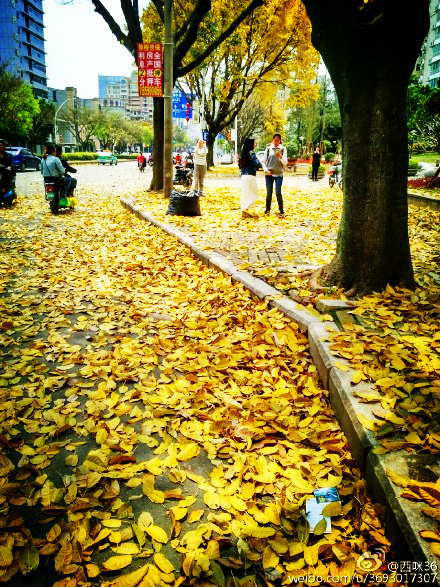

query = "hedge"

[{"left": 62, "top": 152, "right": 98, "bottom": 161}]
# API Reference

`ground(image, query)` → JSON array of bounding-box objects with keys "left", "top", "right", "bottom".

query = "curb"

[
  {"left": 120, "top": 196, "right": 440, "bottom": 577},
  {"left": 408, "top": 191, "right": 440, "bottom": 212}
]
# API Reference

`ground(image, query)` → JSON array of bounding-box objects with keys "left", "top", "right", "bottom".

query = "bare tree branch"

[{"left": 176, "top": 0, "right": 264, "bottom": 79}]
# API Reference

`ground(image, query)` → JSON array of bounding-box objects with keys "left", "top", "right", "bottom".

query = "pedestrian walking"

[
  {"left": 262, "top": 133, "right": 287, "bottom": 215},
  {"left": 311, "top": 146, "right": 321, "bottom": 181},
  {"left": 240, "top": 138, "right": 260, "bottom": 218},
  {"left": 192, "top": 139, "right": 208, "bottom": 196}
]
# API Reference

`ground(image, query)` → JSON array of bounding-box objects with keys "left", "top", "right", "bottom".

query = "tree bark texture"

[
  {"left": 302, "top": 0, "right": 430, "bottom": 294},
  {"left": 150, "top": 98, "right": 164, "bottom": 191}
]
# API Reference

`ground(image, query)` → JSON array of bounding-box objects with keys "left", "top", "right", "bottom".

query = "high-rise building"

[
  {"left": 99, "top": 72, "right": 154, "bottom": 120},
  {"left": 415, "top": 0, "right": 440, "bottom": 87},
  {"left": 0, "top": 0, "right": 48, "bottom": 98}
]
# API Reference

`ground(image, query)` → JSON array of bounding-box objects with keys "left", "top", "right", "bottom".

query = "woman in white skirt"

[{"left": 240, "top": 138, "right": 260, "bottom": 218}]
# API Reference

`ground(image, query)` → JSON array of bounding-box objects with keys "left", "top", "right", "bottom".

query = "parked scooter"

[{"left": 173, "top": 165, "right": 193, "bottom": 188}]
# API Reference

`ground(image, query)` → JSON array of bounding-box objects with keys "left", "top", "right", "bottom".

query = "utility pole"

[{"left": 163, "top": 0, "right": 173, "bottom": 197}]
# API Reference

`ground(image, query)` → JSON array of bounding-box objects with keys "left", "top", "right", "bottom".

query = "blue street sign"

[
  {"left": 202, "top": 130, "right": 209, "bottom": 141},
  {"left": 172, "top": 91, "right": 193, "bottom": 119}
]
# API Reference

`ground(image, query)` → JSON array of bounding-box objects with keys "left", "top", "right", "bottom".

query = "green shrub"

[
  {"left": 116, "top": 153, "right": 137, "bottom": 160},
  {"left": 408, "top": 159, "right": 420, "bottom": 170},
  {"left": 325, "top": 152, "right": 335, "bottom": 162},
  {"left": 63, "top": 152, "right": 98, "bottom": 161},
  {"left": 412, "top": 142, "right": 425, "bottom": 154},
  {"left": 308, "top": 165, "right": 326, "bottom": 173}
]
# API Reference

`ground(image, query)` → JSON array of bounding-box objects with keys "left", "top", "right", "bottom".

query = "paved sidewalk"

[{"left": 122, "top": 169, "right": 440, "bottom": 582}]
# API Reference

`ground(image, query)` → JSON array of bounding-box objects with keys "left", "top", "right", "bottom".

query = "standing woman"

[
  {"left": 311, "top": 146, "right": 321, "bottom": 181},
  {"left": 193, "top": 138, "right": 208, "bottom": 196},
  {"left": 240, "top": 138, "right": 260, "bottom": 218}
]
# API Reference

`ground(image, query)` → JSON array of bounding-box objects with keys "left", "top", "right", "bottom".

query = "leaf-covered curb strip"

[
  {"left": 326, "top": 284, "right": 440, "bottom": 453},
  {"left": 386, "top": 469, "right": 440, "bottom": 558},
  {"left": 1, "top": 190, "right": 389, "bottom": 586}
]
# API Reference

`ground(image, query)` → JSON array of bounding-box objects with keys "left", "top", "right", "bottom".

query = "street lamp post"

[
  {"left": 299, "top": 136, "right": 304, "bottom": 157},
  {"left": 163, "top": 0, "right": 173, "bottom": 198},
  {"left": 54, "top": 97, "right": 75, "bottom": 144}
]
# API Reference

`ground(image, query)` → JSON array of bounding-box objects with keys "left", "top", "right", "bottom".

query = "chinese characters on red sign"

[{"left": 137, "top": 43, "right": 163, "bottom": 97}]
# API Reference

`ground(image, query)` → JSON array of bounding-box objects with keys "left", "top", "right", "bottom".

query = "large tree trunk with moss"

[{"left": 302, "top": 0, "right": 429, "bottom": 295}]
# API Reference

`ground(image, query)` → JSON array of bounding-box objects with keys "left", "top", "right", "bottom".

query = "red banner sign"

[{"left": 137, "top": 43, "right": 163, "bottom": 97}]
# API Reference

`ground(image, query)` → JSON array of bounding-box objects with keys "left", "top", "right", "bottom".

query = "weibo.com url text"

[{"left": 288, "top": 573, "right": 438, "bottom": 584}]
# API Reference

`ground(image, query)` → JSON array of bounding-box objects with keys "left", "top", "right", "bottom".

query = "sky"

[{"left": 43, "top": 0, "right": 143, "bottom": 99}]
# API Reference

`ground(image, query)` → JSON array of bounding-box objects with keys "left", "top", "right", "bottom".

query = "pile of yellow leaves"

[
  {"left": 328, "top": 284, "right": 440, "bottom": 453},
  {"left": 0, "top": 188, "right": 392, "bottom": 586}
]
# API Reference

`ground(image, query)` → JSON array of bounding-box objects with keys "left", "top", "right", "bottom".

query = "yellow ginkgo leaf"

[
  {"left": 146, "top": 525, "right": 168, "bottom": 544},
  {"left": 154, "top": 552, "right": 175, "bottom": 574},
  {"left": 103, "top": 554, "right": 132, "bottom": 571}
]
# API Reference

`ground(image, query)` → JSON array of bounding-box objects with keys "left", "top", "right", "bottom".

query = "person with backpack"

[{"left": 240, "top": 137, "right": 260, "bottom": 218}]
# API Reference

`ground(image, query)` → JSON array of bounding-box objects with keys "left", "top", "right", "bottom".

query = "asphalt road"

[
  {"left": 13, "top": 161, "right": 318, "bottom": 202},
  {"left": 14, "top": 160, "right": 151, "bottom": 199}
]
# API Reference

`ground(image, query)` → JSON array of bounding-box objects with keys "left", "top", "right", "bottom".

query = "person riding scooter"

[
  {"left": 0, "top": 139, "right": 17, "bottom": 206},
  {"left": 137, "top": 153, "right": 146, "bottom": 172},
  {"left": 56, "top": 145, "right": 77, "bottom": 196}
]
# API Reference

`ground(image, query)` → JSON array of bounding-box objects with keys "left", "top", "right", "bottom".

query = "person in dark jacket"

[
  {"left": 240, "top": 137, "right": 260, "bottom": 218},
  {"left": 56, "top": 145, "right": 77, "bottom": 196},
  {"left": 0, "top": 139, "right": 16, "bottom": 198},
  {"left": 311, "top": 146, "right": 321, "bottom": 181}
]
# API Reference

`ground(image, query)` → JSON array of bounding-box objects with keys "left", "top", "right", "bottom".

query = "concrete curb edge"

[{"left": 120, "top": 196, "right": 439, "bottom": 574}]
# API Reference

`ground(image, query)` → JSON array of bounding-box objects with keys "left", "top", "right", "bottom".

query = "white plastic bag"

[{"left": 241, "top": 174, "right": 259, "bottom": 211}]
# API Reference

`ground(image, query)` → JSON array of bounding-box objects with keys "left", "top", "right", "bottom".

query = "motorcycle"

[
  {"left": 44, "top": 176, "right": 76, "bottom": 214},
  {"left": 329, "top": 165, "right": 343, "bottom": 189},
  {"left": 138, "top": 161, "right": 146, "bottom": 172},
  {"left": 173, "top": 165, "right": 193, "bottom": 188},
  {"left": 0, "top": 164, "right": 17, "bottom": 207}
]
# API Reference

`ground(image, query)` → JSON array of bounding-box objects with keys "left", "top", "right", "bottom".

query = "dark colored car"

[{"left": 6, "top": 147, "right": 41, "bottom": 172}]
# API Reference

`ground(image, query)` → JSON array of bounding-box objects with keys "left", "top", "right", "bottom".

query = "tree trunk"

[
  {"left": 149, "top": 98, "right": 164, "bottom": 191},
  {"left": 206, "top": 132, "right": 216, "bottom": 168},
  {"left": 302, "top": 0, "right": 430, "bottom": 295}
]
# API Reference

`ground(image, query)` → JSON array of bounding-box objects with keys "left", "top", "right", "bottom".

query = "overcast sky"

[{"left": 43, "top": 0, "right": 144, "bottom": 98}]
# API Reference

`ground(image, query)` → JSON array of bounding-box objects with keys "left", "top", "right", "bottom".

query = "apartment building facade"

[
  {"left": 99, "top": 72, "right": 154, "bottom": 121},
  {"left": 416, "top": 0, "right": 440, "bottom": 87},
  {"left": 0, "top": 0, "right": 48, "bottom": 98}
]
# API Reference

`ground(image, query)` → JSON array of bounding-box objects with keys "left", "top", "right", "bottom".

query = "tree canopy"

[
  {"left": 86, "top": 0, "right": 265, "bottom": 188},
  {"left": 178, "top": 0, "right": 318, "bottom": 164},
  {"left": 0, "top": 61, "right": 40, "bottom": 140}
]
